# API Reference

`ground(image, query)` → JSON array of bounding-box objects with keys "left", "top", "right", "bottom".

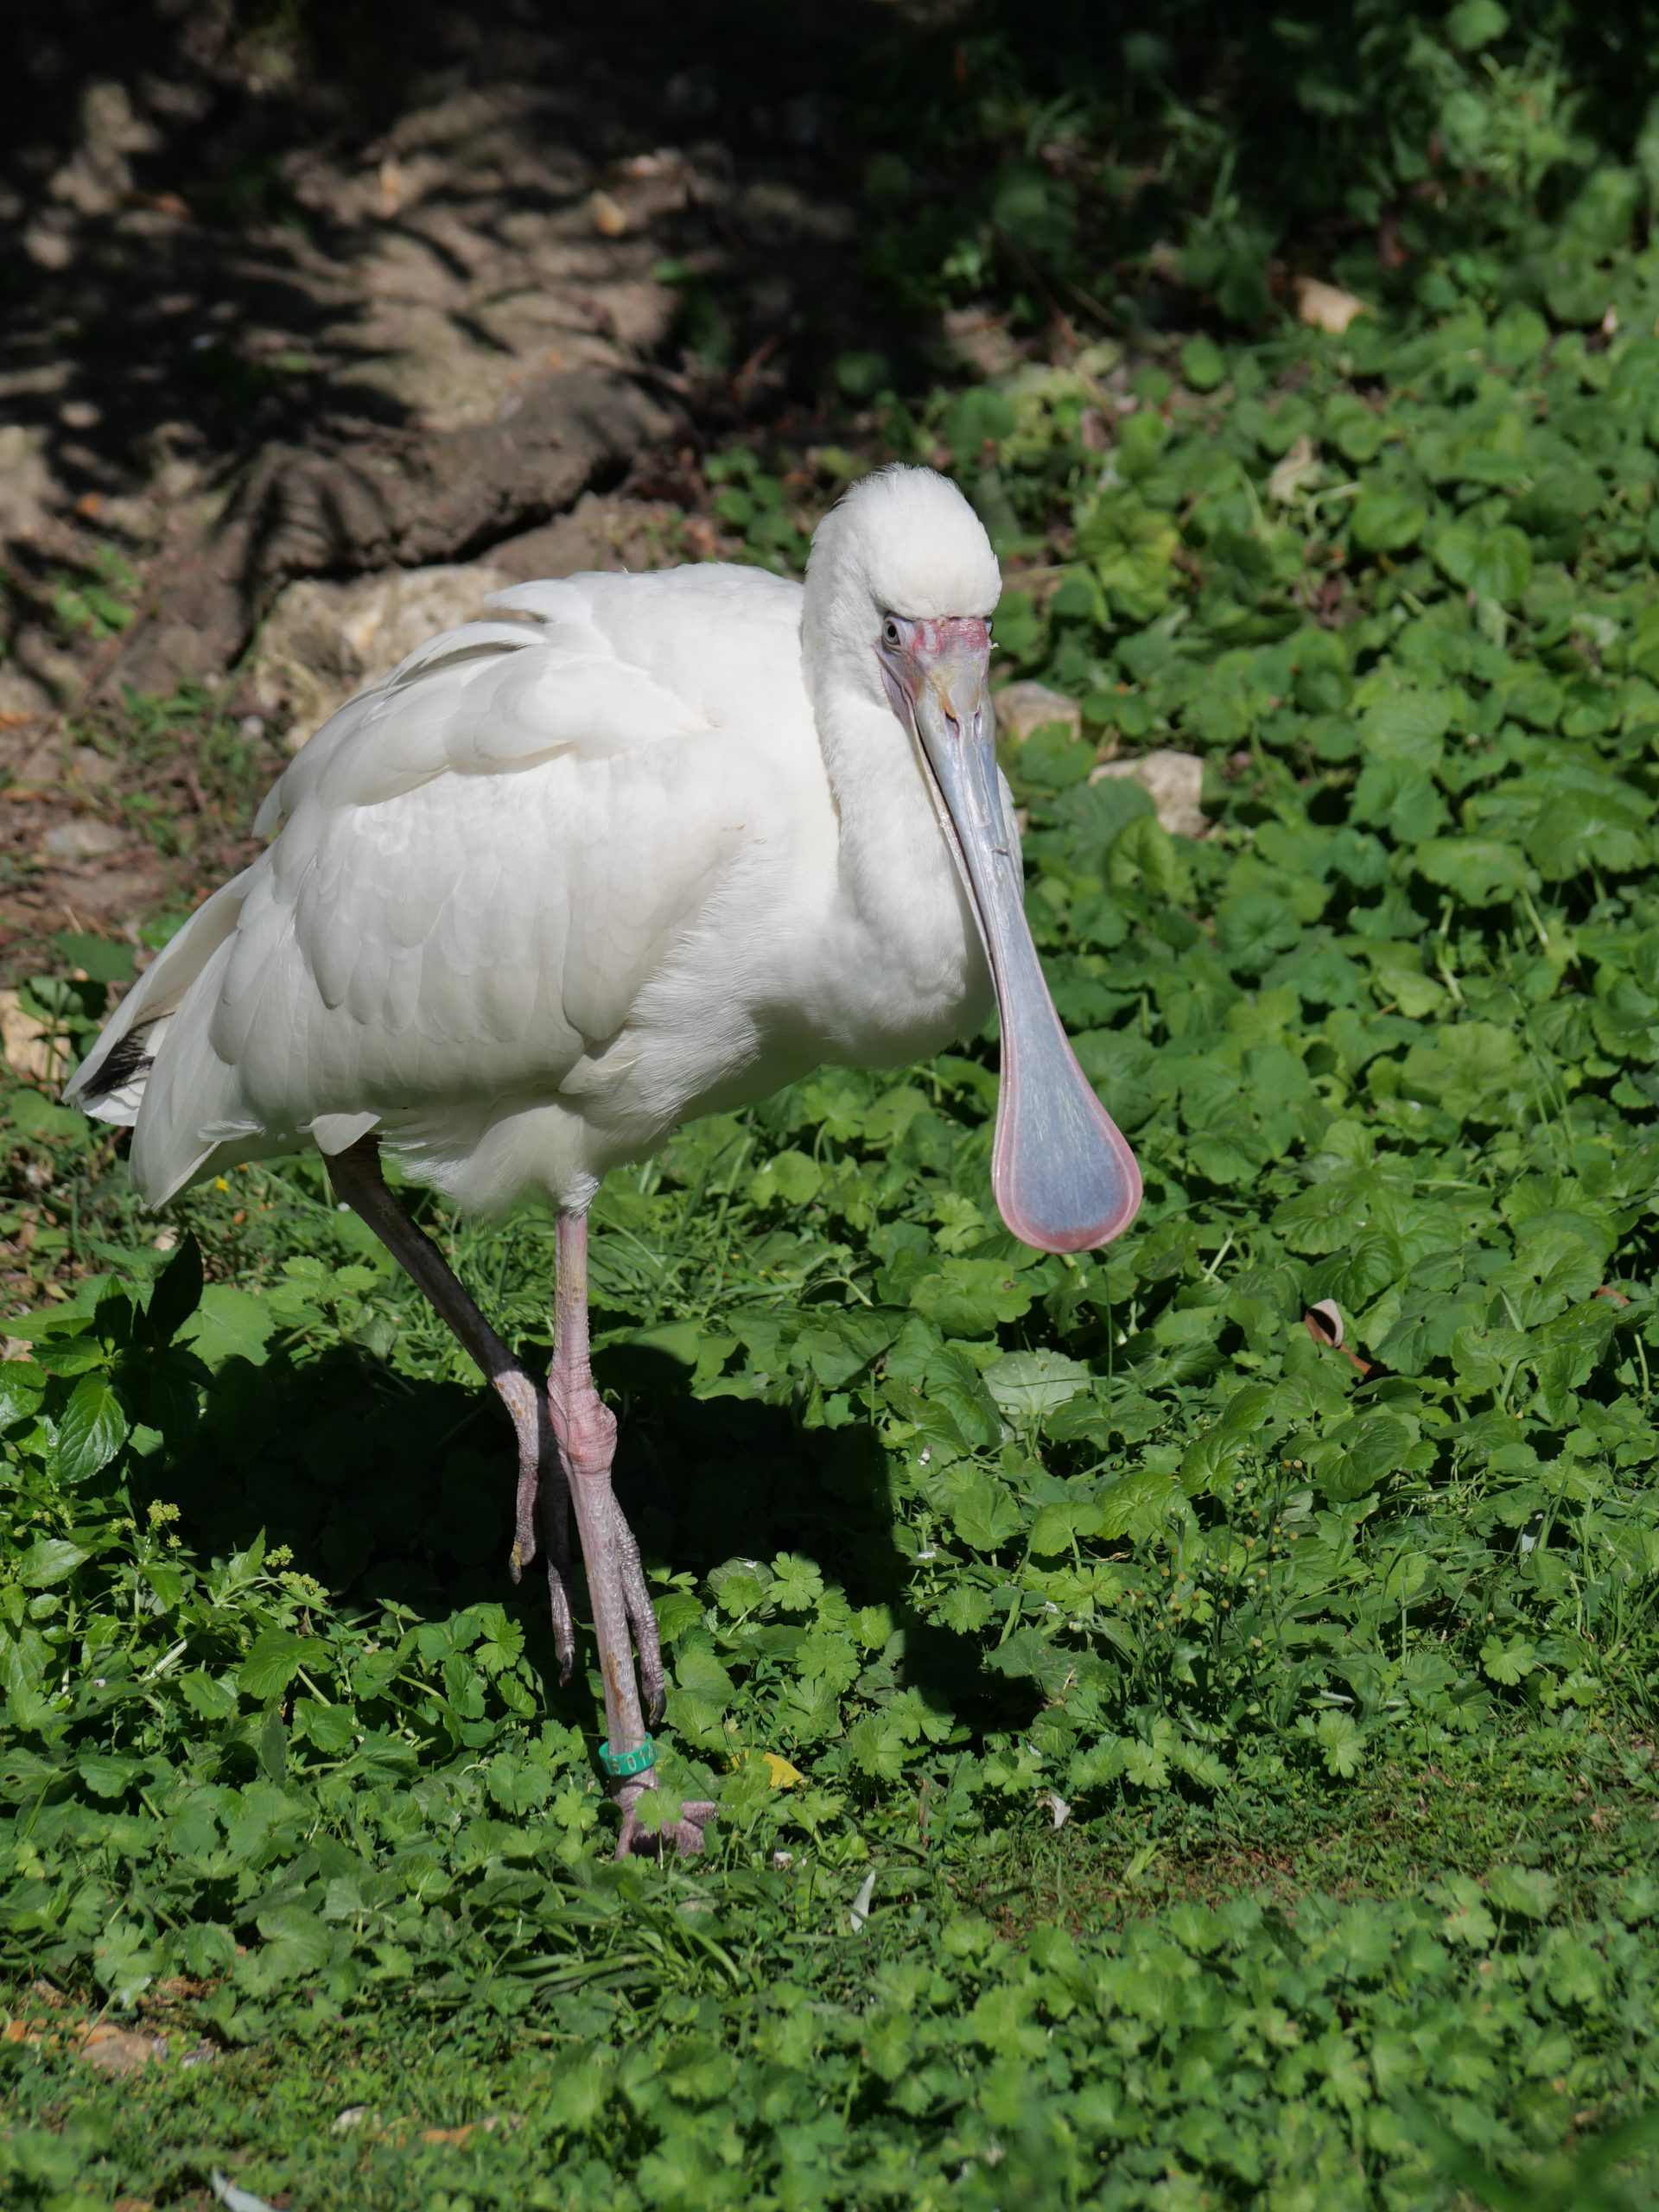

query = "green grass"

[{"left": 10, "top": 11, "right": 1659, "bottom": 2203}]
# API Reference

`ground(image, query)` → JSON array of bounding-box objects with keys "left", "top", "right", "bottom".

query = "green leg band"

[{"left": 599, "top": 1735, "right": 656, "bottom": 1780}]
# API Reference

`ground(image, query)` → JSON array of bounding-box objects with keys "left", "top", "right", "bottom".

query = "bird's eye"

[{"left": 882, "top": 616, "right": 902, "bottom": 648}]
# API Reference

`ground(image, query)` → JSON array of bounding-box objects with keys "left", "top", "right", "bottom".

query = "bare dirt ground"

[{"left": 0, "top": 0, "right": 908, "bottom": 978}]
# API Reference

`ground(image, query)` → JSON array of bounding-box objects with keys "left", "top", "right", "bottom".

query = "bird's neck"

[{"left": 808, "top": 684, "right": 989, "bottom": 1039}]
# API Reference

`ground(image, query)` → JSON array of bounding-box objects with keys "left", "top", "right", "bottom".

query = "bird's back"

[{"left": 69, "top": 563, "right": 831, "bottom": 1210}]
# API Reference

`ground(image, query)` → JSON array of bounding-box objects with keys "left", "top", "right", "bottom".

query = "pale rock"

[
  {"left": 0, "top": 423, "right": 58, "bottom": 541},
  {"left": 69, "top": 746, "right": 117, "bottom": 787},
  {"left": 1294, "top": 275, "right": 1370, "bottom": 336},
  {"left": 45, "top": 817, "right": 127, "bottom": 860},
  {"left": 79, "top": 2021, "right": 166, "bottom": 2079},
  {"left": 0, "top": 989, "right": 63, "bottom": 1084},
  {"left": 0, "top": 663, "right": 54, "bottom": 722},
  {"left": 249, "top": 563, "right": 514, "bottom": 752},
  {"left": 1090, "top": 748, "right": 1207, "bottom": 839},
  {"left": 992, "top": 680, "right": 1081, "bottom": 745}
]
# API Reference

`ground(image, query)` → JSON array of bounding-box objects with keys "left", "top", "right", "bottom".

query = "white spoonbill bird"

[{"left": 68, "top": 465, "right": 1141, "bottom": 1855}]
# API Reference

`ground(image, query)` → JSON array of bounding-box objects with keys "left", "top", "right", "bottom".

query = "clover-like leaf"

[
  {"left": 1414, "top": 837, "right": 1528, "bottom": 905},
  {"left": 983, "top": 1350, "right": 1091, "bottom": 1422}
]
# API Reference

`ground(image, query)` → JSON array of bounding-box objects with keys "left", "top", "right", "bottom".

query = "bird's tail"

[{"left": 64, "top": 871, "right": 256, "bottom": 1203}]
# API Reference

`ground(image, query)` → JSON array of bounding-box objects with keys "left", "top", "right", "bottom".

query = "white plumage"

[
  {"left": 69, "top": 465, "right": 1139, "bottom": 1858},
  {"left": 73, "top": 482, "right": 998, "bottom": 1217}
]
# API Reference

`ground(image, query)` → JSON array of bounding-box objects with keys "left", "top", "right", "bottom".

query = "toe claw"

[{"left": 613, "top": 1781, "right": 716, "bottom": 1861}]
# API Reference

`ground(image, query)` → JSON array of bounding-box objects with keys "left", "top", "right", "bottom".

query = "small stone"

[
  {"left": 1294, "top": 275, "right": 1370, "bottom": 335},
  {"left": 992, "top": 680, "right": 1081, "bottom": 745},
  {"left": 2, "top": 990, "right": 64, "bottom": 1084},
  {"left": 45, "top": 817, "right": 127, "bottom": 860},
  {"left": 1090, "top": 749, "right": 1207, "bottom": 839},
  {"left": 590, "top": 189, "right": 628, "bottom": 238},
  {"left": 0, "top": 664, "right": 54, "bottom": 722},
  {"left": 80, "top": 2022, "right": 166, "bottom": 2077},
  {"left": 70, "top": 746, "right": 116, "bottom": 787}
]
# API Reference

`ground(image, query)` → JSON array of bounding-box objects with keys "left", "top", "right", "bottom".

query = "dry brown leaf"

[
  {"left": 80, "top": 2022, "right": 167, "bottom": 2076},
  {"left": 149, "top": 1974, "right": 214, "bottom": 2002},
  {"left": 1294, "top": 276, "right": 1370, "bottom": 335},
  {"left": 419, "top": 2114, "right": 517, "bottom": 2145}
]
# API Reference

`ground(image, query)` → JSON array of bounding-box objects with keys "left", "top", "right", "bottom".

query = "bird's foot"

[
  {"left": 543, "top": 1376, "right": 665, "bottom": 1724},
  {"left": 613, "top": 1774, "right": 717, "bottom": 1860}
]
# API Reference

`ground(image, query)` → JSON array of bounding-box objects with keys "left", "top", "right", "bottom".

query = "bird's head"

[{"left": 806, "top": 466, "right": 1141, "bottom": 1255}]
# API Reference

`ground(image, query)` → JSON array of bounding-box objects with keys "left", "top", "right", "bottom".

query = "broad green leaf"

[
  {"left": 1179, "top": 334, "right": 1225, "bottom": 391},
  {"left": 179, "top": 1286, "right": 277, "bottom": 1370},
  {"left": 1414, "top": 837, "right": 1528, "bottom": 905},
  {"left": 15, "top": 1537, "right": 88, "bottom": 1588},
  {"left": 145, "top": 1233, "right": 205, "bottom": 1344},
  {"left": 1526, "top": 786, "right": 1650, "bottom": 880},
  {"left": 55, "top": 1375, "right": 128, "bottom": 1483},
  {"left": 944, "top": 1472, "right": 1024, "bottom": 1552},
  {"left": 1432, "top": 522, "right": 1532, "bottom": 602},
  {"left": 750, "top": 1149, "right": 823, "bottom": 1207},
  {"left": 1351, "top": 492, "right": 1427, "bottom": 552},
  {"left": 1446, "top": 0, "right": 1507, "bottom": 47},
  {"left": 982, "top": 1350, "right": 1090, "bottom": 1421},
  {"left": 1305, "top": 1413, "right": 1412, "bottom": 1503},
  {"left": 1096, "top": 1469, "right": 1179, "bottom": 1540},
  {"left": 1480, "top": 1635, "right": 1538, "bottom": 1685},
  {"left": 77, "top": 1751, "right": 140, "bottom": 1798},
  {"left": 1486, "top": 1866, "right": 1558, "bottom": 1920},
  {"left": 1312, "top": 1708, "right": 1366, "bottom": 1777},
  {"left": 240, "top": 1628, "right": 312, "bottom": 1700},
  {"left": 910, "top": 1258, "right": 1033, "bottom": 1338}
]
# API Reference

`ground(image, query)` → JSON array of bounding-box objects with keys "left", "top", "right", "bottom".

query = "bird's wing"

[{"left": 185, "top": 568, "right": 807, "bottom": 1159}]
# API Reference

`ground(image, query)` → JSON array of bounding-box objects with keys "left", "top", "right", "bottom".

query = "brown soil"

[{"left": 0, "top": 0, "right": 914, "bottom": 978}]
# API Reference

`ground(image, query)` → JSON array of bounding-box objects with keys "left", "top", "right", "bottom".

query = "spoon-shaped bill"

[{"left": 914, "top": 659, "right": 1142, "bottom": 1253}]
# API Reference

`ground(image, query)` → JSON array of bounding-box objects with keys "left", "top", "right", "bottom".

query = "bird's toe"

[
  {"left": 643, "top": 1674, "right": 667, "bottom": 1731},
  {"left": 614, "top": 1794, "right": 717, "bottom": 1861}
]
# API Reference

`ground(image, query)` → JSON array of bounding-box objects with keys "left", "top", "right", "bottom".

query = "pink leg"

[{"left": 550, "top": 1211, "right": 715, "bottom": 1859}]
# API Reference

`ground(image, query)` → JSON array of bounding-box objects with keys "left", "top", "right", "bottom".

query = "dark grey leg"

[{"left": 325, "top": 1135, "right": 578, "bottom": 1677}]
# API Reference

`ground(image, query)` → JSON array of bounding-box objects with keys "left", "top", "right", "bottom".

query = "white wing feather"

[{"left": 86, "top": 563, "right": 813, "bottom": 1206}]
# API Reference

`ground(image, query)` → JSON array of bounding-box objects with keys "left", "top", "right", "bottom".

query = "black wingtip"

[{"left": 75, "top": 1031, "right": 152, "bottom": 1108}]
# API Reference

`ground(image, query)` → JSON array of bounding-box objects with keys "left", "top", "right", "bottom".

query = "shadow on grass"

[{"left": 138, "top": 1335, "right": 1016, "bottom": 1738}]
